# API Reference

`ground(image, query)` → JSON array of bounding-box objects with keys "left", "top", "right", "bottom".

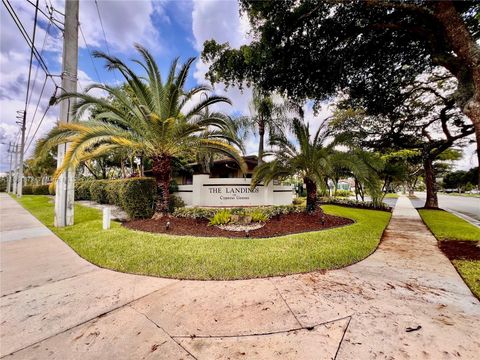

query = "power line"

[
  {"left": 25, "top": 104, "right": 51, "bottom": 154},
  {"left": 94, "top": 0, "right": 118, "bottom": 83},
  {"left": 27, "top": 19, "right": 51, "bottom": 109},
  {"left": 25, "top": 75, "right": 48, "bottom": 145},
  {"left": 26, "top": 0, "right": 63, "bottom": 32},
  {"left": 79, "top": 23, "right": 103, "bottom": 84},
  {"left": 2, "top": 0, "right": 59, "bottom": 87}
]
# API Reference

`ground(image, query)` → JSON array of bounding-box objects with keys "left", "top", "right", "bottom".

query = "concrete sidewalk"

[{"left": 1, "top": 194, "right": 479, "bottom": 359}]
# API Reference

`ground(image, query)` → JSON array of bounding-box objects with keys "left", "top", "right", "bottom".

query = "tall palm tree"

[
  {"left": 37, "top": 44, "right": 245, "bottom": 212},
  {"left": 252, "top": 118, "right": 333, "bottom": 212},
  {"left": 246, "top": 89, "right": 301, "bottom": 166},
  {"left": 195, "top": 95, "right": 246, "bottom": 174}
]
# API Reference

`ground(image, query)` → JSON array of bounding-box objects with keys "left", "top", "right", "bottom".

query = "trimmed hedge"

[
  {"left": 173, "top": 204, "right": 304, "bottom": 221},
  {"left": 319, "top": 197, "right": 392, "bottom": 212},
  {"left": 75, "top": 178, "right": 157, "bottom": 219},
  {"left": 90, "top": 181, "right": 109, "bottom": 204},
  {"left": 74, "top": 181, "right": 92, "bottom": 200},
  {"left": 23, "top": 184, "right": 53, "bottom": 195},
  {"left": 120, "top": 178, "right": 156, "bottom": 219}
]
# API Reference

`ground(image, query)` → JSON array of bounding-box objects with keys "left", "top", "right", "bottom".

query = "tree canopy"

[{"left": 202, "top": 0, "right": 480, "bottom": 169}]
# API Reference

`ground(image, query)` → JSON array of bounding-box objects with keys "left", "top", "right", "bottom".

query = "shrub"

[
  {"left": 319, "top": 197, "right": 391, "bottom": 212},
  {"left": 32, "top": 184, "right": 50, "bottom": 195},
  {"left": 0, "top": 177, "right": 7, "bottom": 192},
  {"left": 209, "top": 209, "right": 232, "bottom": 226},
  {"left": 75, "top": 178, "right": 156, "bottom": 219},
  {"left": 106, "top": 180, "right": 123, "bottom": 207},
  {"left": 75, "top": 181, "right": 93, "bottom": 200},
  {"left": 90, "top": 181, "right": 109, "bottom": 204},
  {"left": 173, "top": 207, "right": 217, "bottom": 220},
  {"left": 334, "top": 189, "right": 352, "bottom": 197},
  {"left": 292, "top": 197, "right": 305, "bottom": 205},
  {"left": 249, "top": 209, "right": 268, "bottom": 223},
  {"left": 169, "top": 194, "right": 186, "bottom": 213},
  {"left": 119, "top": 177, "right": 156, "bottom": 219},
  {"left": 23, "top": 185, "right": 34, "bottom": 195},
  {"left": 174, "top": 205, "right": 305, "bottom": 221}
]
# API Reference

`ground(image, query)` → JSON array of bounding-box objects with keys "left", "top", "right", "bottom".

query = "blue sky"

[{"left": 0, "top": 0, "right": 257, "bottom": 172}]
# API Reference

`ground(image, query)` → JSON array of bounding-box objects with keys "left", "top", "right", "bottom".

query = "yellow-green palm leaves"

[
  {"left": 252, "top": 118, "right": 333, "bottom": 212},
  {"left": 36, "top": 44, "right": 245, "bottom": 212}
]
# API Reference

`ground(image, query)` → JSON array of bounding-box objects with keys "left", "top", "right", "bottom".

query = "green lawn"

[
  {"left": 438, "top": 192, "right": 480, "bottom": 198},
  {"left": 418, "top": 209, "right": 480, "bottom": 241},
  {"left": 15, "top": 195, "right": 391, "bottom": 280},
  {"left": 418, "top": 209, "right": 480, "bottom": 298},
  {"left": 384, "top": 193, "right": 400, "bottom": 199}
]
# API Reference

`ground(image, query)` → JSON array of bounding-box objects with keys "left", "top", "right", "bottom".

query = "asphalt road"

[{"left": 411, "top": 192, "right": 480, "bottom": 222}]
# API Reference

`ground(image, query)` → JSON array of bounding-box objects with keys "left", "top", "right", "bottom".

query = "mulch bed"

[
  {"left": 439, "top": 240, "right": 480, "bottom": 261},
  {"left": 123, "top": 211, "right": 354, "bottom": 238}
]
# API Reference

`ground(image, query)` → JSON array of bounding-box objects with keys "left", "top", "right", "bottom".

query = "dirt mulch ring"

[
  {"left": 439, "top": 240, "right": 480, "bottom": 261},
  {"left": 123, "top": 212, "right": 354, "bottom": 238}
]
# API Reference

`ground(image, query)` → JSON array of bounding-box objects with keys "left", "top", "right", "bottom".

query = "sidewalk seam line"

[
  {"left": 334, "top": 315, "right": 352, "bottom": 360},
  {"left": 129, "top": 305, "right": 198, "bottom": 360},
  {"left": 0, "top": 269, "right": 99, "bottom": 298},
  {"left": 270, "top": 278, "right": 304, "bottom": 328},
  {"left": 0, "top": 280, "right": 180, "bottom": 358},
  {"left": 170, "top": 314, "right": 353, "bottom": 339}
]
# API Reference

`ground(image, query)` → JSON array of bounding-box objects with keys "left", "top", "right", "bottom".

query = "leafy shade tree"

[
  {"left": 202, "top": 1, "right": 480, "bottom": 176},
  {"left": 331, "top": 73, "right": 474, "bottom": 208},
  {"left": 380, "top": 150, "right": 423, "bottom": 197},
  {"left": 252, "top": 119, "right": 334, "bottom": 212},
  {"left": 23, "top": 151, "right": 56, "bottom": 185},
  {"left": 443, "top": 167, "right": 479, "bottom": 191},
  {"left": 37, "top": 45, "right": 245, "bottom": 212}
]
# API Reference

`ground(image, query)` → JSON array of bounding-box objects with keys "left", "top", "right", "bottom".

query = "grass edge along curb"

[
  {"left": 14, "top": 195, "right": 391, "bottom": 281},
  {"left": 418, "top": 208, "right": 480, "bottom": 299}
]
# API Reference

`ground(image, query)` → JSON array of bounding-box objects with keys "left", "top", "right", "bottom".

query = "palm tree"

[
  {"left": 37, "top": 44, "right": 245, "bottom": 212},
  {"left": 195, "top": 95, "right": 246, "bottom": 174},
  {"left": 252, "top": 118, "right": 333, "bottom": 212},
  {"left": 246, "top": 89, "right": 301, "bottom": 165}
]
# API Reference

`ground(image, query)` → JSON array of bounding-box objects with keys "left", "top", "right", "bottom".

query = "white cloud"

[
  {"left": 191, "top": 0, "right": 252, "bottom": 115},
  {"left": 49, "top": 0, "right": 161, "bottom": 53},
  {"left": 0, "top": 1, "right": 61, "bottom": 170}
]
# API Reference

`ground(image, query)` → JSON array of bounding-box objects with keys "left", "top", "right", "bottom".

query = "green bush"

[
  {"left": 90, "top": 181, "right": 109, "bottom": 204},
  {"left": 319, "top": 197, "right": 391, "bottom": 212},
  {"left": 292, "top": 197, "right": 305, "bottom": 205},
  {"left": 173, "top": 207, "right": 218, "bottom": 220},
  {"left": 75, "top": 178, "right": 156, "bottom": 219},
  {"left": 0, "top": 177, "right": 7, "bottom": 192},
  {"left": 32, "top": 184, "right": 50, "bottom": 195},
  {"left": 334, "top": 189, "right": 352, "bottom": 197},
  {"left": 119, "top": 177, "right": 156, "bottom": 219},
  {"left": 75, "top": 181, "right": 93, "bottom": 200},
  {"left": 209, "top": 209, "right": 232, "bottom": 226},
  {"left": 169, "top": 194, "right": 185, "bottom": 213},
  {"left": 249, "top": 209, "right": 268, "bottom": 223},
  {"left": 174, "top": 205, "right": 304, "bottom": 221},
  {"left": 106, "top": 180, "right": 123, "bottom": 207},
  {"left": 22, "top": 184, "right": 51, "bottom": 195}
]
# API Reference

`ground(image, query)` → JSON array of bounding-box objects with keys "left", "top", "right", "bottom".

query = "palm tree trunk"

[
  {"left": 152, "top": 154, "right": 172, "bottom": 213},
  {"left": 304, "top": 177, "right": 319, "bottom": 213},
  {"left": 258, "top": 118, "right": 265, "bottom": 166}
]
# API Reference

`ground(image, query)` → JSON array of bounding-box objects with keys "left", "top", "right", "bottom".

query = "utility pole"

[
  {"left": 12, "top": 144, "right": 19, "bottom": 195},
  {"left": 6, "top": 143, "right": 13, "bottom": 193},
  {"left": 18, "top": 1, "right": 39, "bottom": 198},
  {"left": 17, "top": 114, "right": 25, "bottom": 198},
  {"left": 54, "top": 0, "right": 78, "bottom": 227}
]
